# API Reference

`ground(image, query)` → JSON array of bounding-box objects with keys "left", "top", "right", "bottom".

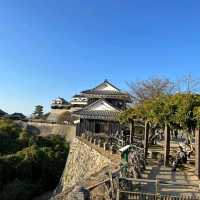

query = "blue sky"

[{"left": 0, "top": 0, "right": 200, "bottom": 115}]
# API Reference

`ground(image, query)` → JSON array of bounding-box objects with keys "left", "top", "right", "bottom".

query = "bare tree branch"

[
  {"left": 176, "top": 74, "right": 200, "bottom": 93},
  {"left": 127, "top": 76, "right": 175, "bottom": 103}
]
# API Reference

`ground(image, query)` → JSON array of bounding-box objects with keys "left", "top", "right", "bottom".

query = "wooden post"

[
  {"left": 164, "top": 123, "right": 170, "bottom": 167},
  {"left": 195, "top": 128, "right": 200, "bottom": 179},
  {"left": 156, "top": 176, "right": 160, "bottom": 194},
  {"left": 129, "top": 120, "right": 134, "bottom": 144},
  {"left": 116, "top": 176, "right": 120, "bottom": 200},
  {"left": 144, "top": 121, "right": 149, "bottom": 159},
  {"left": 109, "top": 165, "right": 114, "bottom": 199},
  {"left": 116, "top": 189, "right": 120, "bottom": 200},
  {"left": 79, "top": 119, "right": 82, "bottom": 134},
  {"left": 76, "top": 123, "right": 80, "bottom": 136}
]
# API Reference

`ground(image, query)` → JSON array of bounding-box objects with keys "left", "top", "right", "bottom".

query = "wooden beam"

[
  {"left": 144, "top": 121, "right": 149, "bottom": 159},
  {"left": 164, "top": 123, "right": 170, "bottom": 167},
  {"left": 195, "top": 128, "right": 200, "bottom": 179}
]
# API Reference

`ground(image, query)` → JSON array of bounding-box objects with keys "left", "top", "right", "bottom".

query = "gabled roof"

[
  {"left": 82, "top": 79, "right": 121, "bottom": 93},
  {"left": 81, "top": 80, "right": 132, "bottom": 102},
  {"left": 9, "top": 113, "right": 26, "bottom": 119},
  {"left": 93, "top": 79, "right": 121, "bottom": 92},
  {"left": 73, "top": 99, "right": 121, "bottom": 121},
  {"left": 84, "top": 98, "right": 121, "bottom": 112}
]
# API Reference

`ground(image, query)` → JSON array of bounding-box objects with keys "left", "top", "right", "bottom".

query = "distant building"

[
  {"left": 0, "top": 109, "right": 7, "bottom": 118},
  {"left": 51, "top": 97, "right": 71, "bottom": 109},
  {"left": 74, "top": 80, "right": 132, "bottom": 136},
  {"left": 49, "top": 80, "right": 132, "bottom": 129},
  {"left": 8, "top": 113, "right": 26, "bottom": 120},
  {"left": 70, "top": 94, "right": 88, "bottom": 108}
]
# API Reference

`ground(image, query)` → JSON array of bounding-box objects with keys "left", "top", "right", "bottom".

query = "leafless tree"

[
  {"left": 127, "top": 76, "right": 175, "bottom": 103},
  {"left": 176, "top": 74, "right": 200, "bottom": 94}
]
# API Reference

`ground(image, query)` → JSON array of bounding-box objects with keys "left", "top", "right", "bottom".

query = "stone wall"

[
  {"left": 61, "top": 138, "right": 111, "bottom": 191},
  {"left": 46, "top": 109, "right": 69, "bottom": 123},
  {"left": 25, "top": 122, "right": 76, "bottom": 142}
]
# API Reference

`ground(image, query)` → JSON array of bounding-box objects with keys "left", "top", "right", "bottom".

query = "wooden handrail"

[{"left": 119, "top": 177, "right": 199, "bottom": 187}]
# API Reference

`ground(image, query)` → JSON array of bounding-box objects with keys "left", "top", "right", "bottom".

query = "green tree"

[
  {"left": 33, "top": 105, "right": 43, "bottom": 119},
  {"left": 0, "top": 119, "right": 69, "bottom": 200},
  {"left": 0, "top": 119, "right": 22, "bottom": 155},
  {"left": 0, "top": 179, "right": 36, "bottom": 200},
  {"left": 173, "top": 93, "right": 200, "bottom": 143}
]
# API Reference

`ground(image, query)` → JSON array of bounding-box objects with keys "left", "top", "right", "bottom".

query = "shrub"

[{"left": 0, "top": 119, "right": 69, "bottom": 200}]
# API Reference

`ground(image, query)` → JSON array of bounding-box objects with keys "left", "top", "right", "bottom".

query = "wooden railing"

[
  {"left": 119, "top": 177, "right": 200, "bottom": 193},
  {"left": 118, "top": 177, "right": 200, "bottom": 200},
  {"left": 117, "top": 191, "right": 200, "bottom": 200}
]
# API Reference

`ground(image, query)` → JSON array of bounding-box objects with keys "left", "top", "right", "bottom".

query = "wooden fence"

[
  {"left": 118, "top": 177, "right": 200, "bottom": 200},
  {"left": 117, "top": 191, "right": 200, "bottom": 200}
]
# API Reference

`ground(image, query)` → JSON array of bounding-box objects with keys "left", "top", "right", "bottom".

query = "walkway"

[{"left": 139, "top": 154, "right": 200, "bottom": 197}]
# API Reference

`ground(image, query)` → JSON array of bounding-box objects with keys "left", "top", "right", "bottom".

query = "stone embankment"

[
  {"left": 19, "top": 121, "right": 76, "bottom": 142},
  {"left": 51, "top": 137, "right": 121, "bottom": 200}
]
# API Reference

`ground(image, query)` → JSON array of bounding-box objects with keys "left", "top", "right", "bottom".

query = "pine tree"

[{"left": 33, "top": 105, "right": 43, "bottom": 119}]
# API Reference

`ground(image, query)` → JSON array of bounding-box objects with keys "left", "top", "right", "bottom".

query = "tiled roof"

[
  {"left": 73, "top": 99, "right": 121, "bottom": 121},
  {"left": 81, "top": 91, "right": 131, "bottom": 101},
  {"left": 74, "top": 109, "right": 120, "bottom": 121},
  {"left": 81, "top": 80, "right": 132, "bottom": 102}
]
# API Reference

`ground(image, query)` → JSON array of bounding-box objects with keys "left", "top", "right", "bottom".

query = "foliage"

[
  {"left": 173, "top": 94, "right": 200, "bottom": 132},
  {"left": 0, "top": 179, "right": 36, "bottom": 200},
  {"left": 120, "top": 93, "right": 200, "bottom": 131},
  {"left": 33, "top": 105, "right": 44, "bottom": 119},
  {"left": 124, "top": 75, "right": 200, "bottom": 135},
  {"left": 0, "top": 119, "right": 23, "bottom": 155},
  {"left": 0, "top": 119, "right": 69, "bottom": 200}
]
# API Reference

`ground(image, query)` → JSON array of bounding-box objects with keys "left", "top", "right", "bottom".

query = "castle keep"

[{"left": 74, "top": 80, "right": 132, "bottom": 136}]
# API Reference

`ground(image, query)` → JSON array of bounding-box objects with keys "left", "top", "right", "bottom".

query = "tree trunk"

[
  {"left": 195, "top": 128, "right": 200, "bottom": 179},
  {"left": 186, "top": 129, "right": 192, "bottom": 145},
  {"left": 164, "top": 124, "right": 170, "bottom": 167},
  {"left": 144, "top": 121, "right": 150, "bottom": 159}
]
